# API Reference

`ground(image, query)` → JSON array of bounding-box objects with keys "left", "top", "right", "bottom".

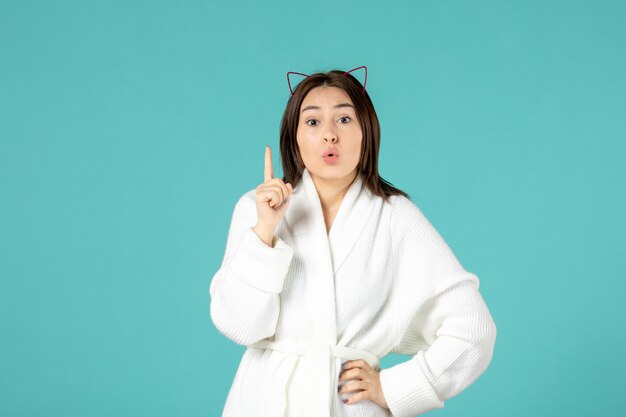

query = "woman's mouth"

[{"left": 322, "top": 154, "right": 339, "bottom": 164}]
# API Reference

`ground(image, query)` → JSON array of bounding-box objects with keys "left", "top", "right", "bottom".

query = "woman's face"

[{"left": 296, "top": 86, "right": 363, "bottom": 183}]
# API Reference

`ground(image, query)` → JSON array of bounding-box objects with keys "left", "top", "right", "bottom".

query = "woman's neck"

[{"left": 310, "top": 170, "right": 358, "bottom": 212}]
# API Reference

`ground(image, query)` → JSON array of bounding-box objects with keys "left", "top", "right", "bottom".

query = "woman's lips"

[{"left": 322, "top": 148, "right": 339, "bottom": 164}]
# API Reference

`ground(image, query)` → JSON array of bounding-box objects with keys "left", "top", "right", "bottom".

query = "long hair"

[{"left": 279, "top": 69, "right": 409, "bottom": 202}]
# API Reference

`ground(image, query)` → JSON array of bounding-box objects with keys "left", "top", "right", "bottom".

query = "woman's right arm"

[{"left": 209, "top": 192, "right": 294, "bottom": 346}]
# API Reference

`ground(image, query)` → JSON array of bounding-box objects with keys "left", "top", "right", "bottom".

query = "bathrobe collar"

[{"left": 286, "top": 167, "right": 380, "bottom": 277}]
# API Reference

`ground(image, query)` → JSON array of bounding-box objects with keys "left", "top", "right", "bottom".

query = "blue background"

[{"left": 1, "top": 0, "right": 624, "bottom": 416}]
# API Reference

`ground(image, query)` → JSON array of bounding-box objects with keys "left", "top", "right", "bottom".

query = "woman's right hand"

[{"left": 255, "top": 145, "right": 293, "bottom": 234}]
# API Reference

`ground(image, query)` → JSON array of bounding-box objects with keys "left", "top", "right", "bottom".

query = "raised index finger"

[{"left": 264, "top": 145, "right": 273, "bottom": 182}]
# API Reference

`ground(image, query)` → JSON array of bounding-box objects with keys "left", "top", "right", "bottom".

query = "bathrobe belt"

[{"left": 248, "top": 338, "right": 380, "bottom": 417}]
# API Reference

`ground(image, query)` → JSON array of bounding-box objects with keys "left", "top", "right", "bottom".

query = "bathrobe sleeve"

[
  {"left": 379, "top": 196, "right": 497, "bottom": 417},
  {"left": 209, "top": 191, "right": 294, "bottom": 346}
]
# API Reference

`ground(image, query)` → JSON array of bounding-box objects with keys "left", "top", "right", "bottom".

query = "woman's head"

[
  {"left": 279, "top": 68, "right": 408, "bottom": 201},
  {"left": 295, "top": 85, "right": 363, "bottom": 186}
]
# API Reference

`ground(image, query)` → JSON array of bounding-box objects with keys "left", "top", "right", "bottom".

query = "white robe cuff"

[
  {"left": 230, "top": 227, "right": 294, "bottom": 294},
  {"left": 379, "top": 351, "right": 444, "bottom": 417}
]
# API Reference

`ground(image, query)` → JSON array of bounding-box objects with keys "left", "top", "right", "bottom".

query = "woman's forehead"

[{"left": 301, "top": 86, "right": 353, "bottom": 107}]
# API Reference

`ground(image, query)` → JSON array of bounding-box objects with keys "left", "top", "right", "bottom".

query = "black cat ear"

[
  {"left": 342, "top": 65, "right": 368, "bottom": 93},
  {"left": 286, "top": 71, "right": 310, "bottom": 95}
]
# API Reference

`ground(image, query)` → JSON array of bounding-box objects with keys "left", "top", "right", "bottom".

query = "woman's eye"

[
  {"left": 306, "top": 119, "right": 318, "bottom": 126},
  {"left": 339, "top": 116, "right": 351, "bottom": 123}
]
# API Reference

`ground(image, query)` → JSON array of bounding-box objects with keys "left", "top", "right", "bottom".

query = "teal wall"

[{"left": 1, "top": 1, "right": 624, "bottom": 416}]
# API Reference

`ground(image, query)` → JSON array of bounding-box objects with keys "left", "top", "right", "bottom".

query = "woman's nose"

[
  {"left": 323, "top": 129, "right": 337, "bottom": 143},
  {"left": 323, "top": 124, "right": 337, "bottom": 143}
]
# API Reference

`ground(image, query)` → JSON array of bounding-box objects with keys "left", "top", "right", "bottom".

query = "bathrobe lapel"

[
  {"left": 300, "top": 168, "right": 379, "bottom": 276},
  {"left": 263, "top": 168, "right": 383, "bottom": 416},
  {"left": 282, "top": 168, "right": 380, "bottom": 343}
]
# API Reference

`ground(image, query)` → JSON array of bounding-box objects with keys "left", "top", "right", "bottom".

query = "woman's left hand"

[{"left": 338, "top": 360, "right": 389, "bottom": 410}]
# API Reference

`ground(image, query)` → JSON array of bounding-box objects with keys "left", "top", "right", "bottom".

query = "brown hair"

[{"left": 279, "top": 69, "right": 409, "bottom": 202}]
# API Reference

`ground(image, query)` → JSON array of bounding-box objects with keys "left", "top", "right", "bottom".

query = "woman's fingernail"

[{"left": 343, "top": 399, "right": 348, "bottom": 404}]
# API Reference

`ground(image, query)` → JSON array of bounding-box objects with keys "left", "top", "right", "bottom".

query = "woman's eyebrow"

[{"left": 301, "top": 103, "right": 354, "bottom": 113}]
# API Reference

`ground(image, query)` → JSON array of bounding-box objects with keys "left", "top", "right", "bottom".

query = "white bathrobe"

[{"left": 209, "top": 167, "right": 497, "bottom": 417}]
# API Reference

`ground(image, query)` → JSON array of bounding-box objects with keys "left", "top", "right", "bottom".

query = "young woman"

[{"left": 209, "top": 66, "right": 497, "bottom": 417}]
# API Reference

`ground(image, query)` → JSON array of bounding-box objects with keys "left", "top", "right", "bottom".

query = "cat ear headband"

[{"left": 286, "top": 65, "right": 368, "bottom": 96}]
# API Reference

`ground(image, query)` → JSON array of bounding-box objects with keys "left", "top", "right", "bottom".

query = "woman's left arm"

[
  {"left": 378, "top": 196, "right": 497, "bottom": 417},
  {"left": 379, "top": 279, "right": 497, "bottom": 417}
]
